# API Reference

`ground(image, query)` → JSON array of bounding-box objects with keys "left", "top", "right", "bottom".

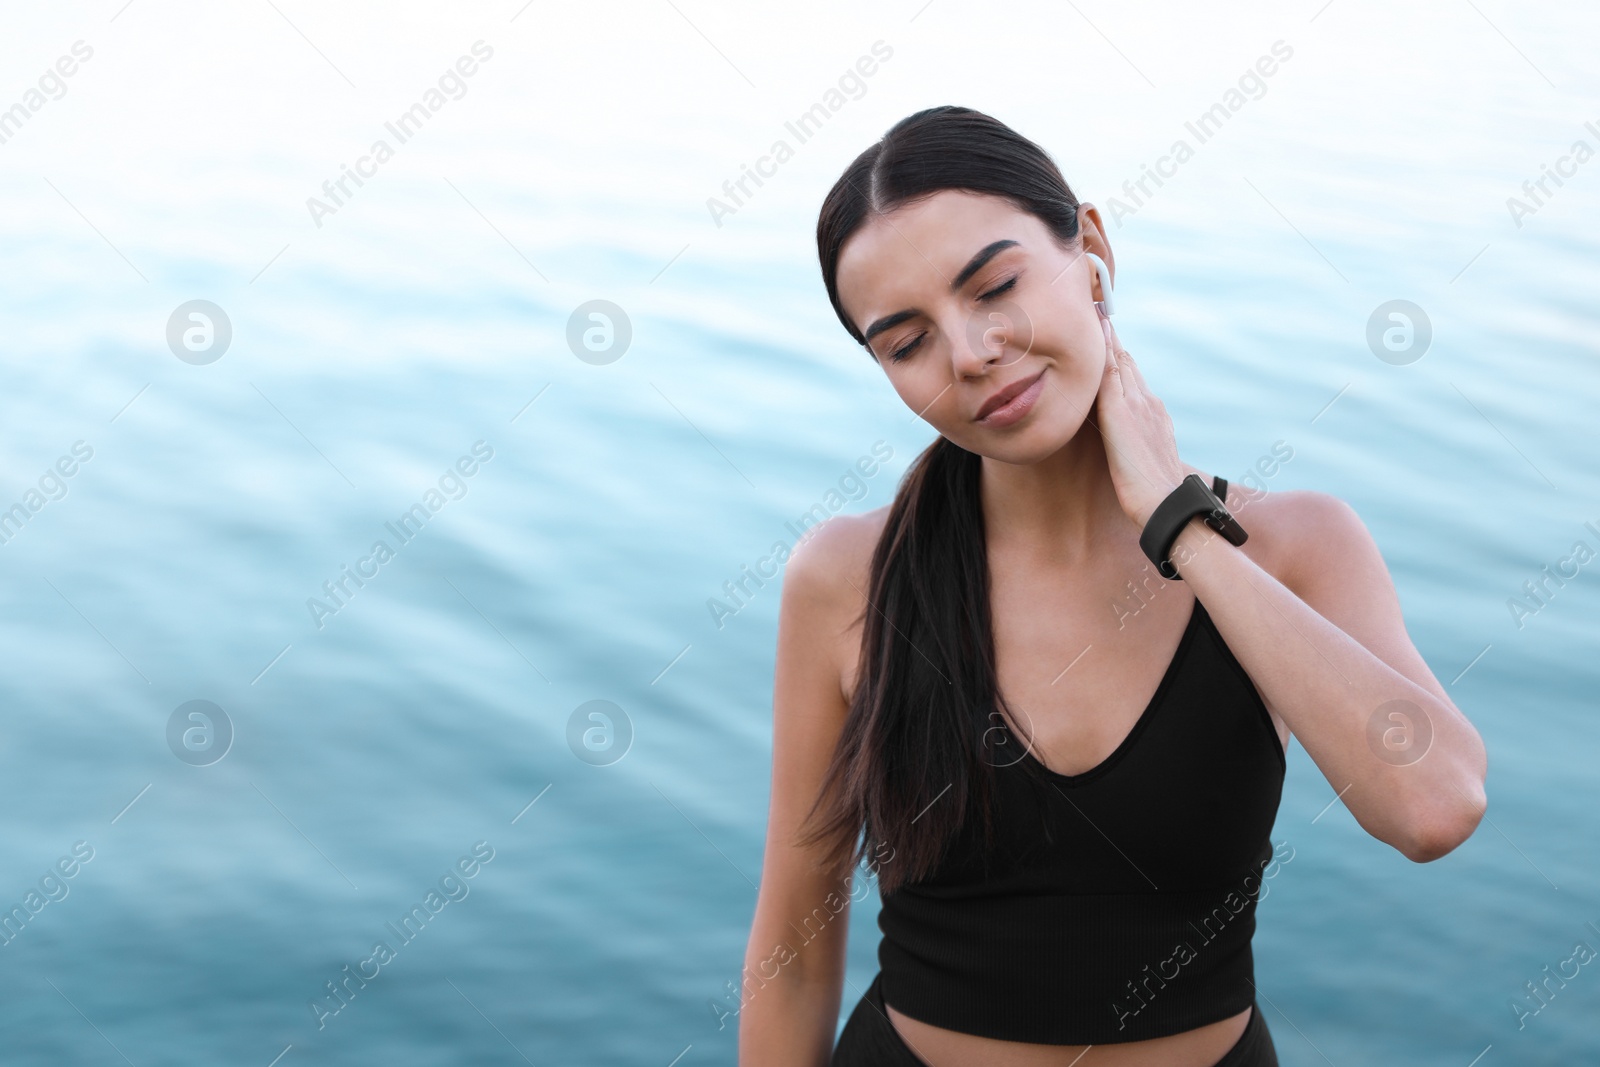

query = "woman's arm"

[
  {"left": 1091, "top": 310, "right": 1487, "bottom": 863},
  {"left": 1169, "top": 490, "right": 1488, "bottom": 862},
  {"left": 739, "top": 517, "right": 863, "bottom": 1066}
]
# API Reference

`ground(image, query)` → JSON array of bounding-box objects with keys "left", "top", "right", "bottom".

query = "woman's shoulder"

[
  {"left": 783, "top": 506, "right": 892, "bottom": 604},
  {"left": 779, "top": 507, "right": 892, "bottom": 704},
  {"left": 1194, "top": 468, "right": 1364, "bottom": 595}
]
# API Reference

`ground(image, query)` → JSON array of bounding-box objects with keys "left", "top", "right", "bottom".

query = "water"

[{"left": 1, "top": 1, "right": 1597, "bottom": 1063}]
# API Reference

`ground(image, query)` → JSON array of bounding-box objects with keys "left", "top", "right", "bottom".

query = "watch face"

[{"left": 1184, "top": 473, "right": 1217, "bottom": 502}]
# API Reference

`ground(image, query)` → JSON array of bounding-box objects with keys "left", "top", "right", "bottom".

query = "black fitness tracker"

[{"left": 1139, "top": 473, "right": 1248, "bottom": 580}]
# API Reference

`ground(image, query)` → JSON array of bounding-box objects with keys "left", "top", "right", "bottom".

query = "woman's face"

[{"left": 835, "top": 190, "right": 1113, "bottom": 464}]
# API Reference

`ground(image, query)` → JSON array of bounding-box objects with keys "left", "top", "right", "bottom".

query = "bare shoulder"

[
  {"left": 774, "top": 508, "right": 889, "bottom": 710},
  {"left": 1204, "top": 477, "right": 1370, "bottom": 597},
  {"left": 780, "top": 508, "right": 896, "bottom": 617}
]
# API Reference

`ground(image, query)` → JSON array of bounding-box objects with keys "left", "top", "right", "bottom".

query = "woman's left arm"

[
  {"left": 1092, "top": 306, "right": 1488, "bottom": 863},
  {"left": 1168, "top": 494, "right": 1489, "bottom": 863}
]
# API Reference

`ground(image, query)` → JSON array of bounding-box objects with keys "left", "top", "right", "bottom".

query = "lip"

[{"left": 975, "top": 369, "right": 1047, "bottom": 426}]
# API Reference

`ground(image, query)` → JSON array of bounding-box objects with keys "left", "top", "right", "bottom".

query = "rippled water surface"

[{"left": 1, "top": 2, "right": 1597, "bottom": 1063}]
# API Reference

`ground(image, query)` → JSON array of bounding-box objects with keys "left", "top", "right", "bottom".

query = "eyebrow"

[{"left": 861, "top": 239, "right": 1021, "bottom": 344}]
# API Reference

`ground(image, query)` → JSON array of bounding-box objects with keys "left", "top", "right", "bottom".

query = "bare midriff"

[{"left": 883, "top": 1002, "right": 1252, "bottom": 1067}]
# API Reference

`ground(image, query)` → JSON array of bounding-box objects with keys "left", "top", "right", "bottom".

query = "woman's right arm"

[{"left": 738, "top": 517, "right": 863, "bottom": 1067}]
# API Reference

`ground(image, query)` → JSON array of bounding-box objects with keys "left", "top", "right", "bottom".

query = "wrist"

[
  {"left": 1137, "top": 473, "right": 1250, "bottom": 580},
  {"left": 1133, "top": 478, "right": 1185, "bottom": 529},
  {"left": 1167, "top": 514, "right": 1222, "bottom": 578}
]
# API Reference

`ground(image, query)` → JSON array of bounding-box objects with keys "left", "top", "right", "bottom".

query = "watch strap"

[{"left": 1138, "top": 473, "right": 1249, "bottom": 581}]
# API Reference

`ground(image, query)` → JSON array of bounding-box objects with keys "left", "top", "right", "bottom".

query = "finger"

[
  {"left": 1098, "top": 306, "right": 1128, "bottom": 397},
  {"left": 1119, "top": 345, "right": 1151, "bottom": 394},
  {"left": 1099, "top": 307, "right": 1153, "bottom": 397},
  {"left": 1099, "top": 304, "right": 1128, "bottom": 357},
  {"left": 1098, "top": 306, "right": 1125, "bottom": 369},
  {"left": 1098, "top": 317, "right": 1126, "bottom": 399}
]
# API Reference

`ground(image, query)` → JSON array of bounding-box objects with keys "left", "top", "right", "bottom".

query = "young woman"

[{"left": 738, "top": 106, "right": 1487, "bottom": 1067}]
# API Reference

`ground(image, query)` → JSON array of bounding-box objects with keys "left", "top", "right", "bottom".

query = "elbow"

[
  {"left": 1399, "top": 827, "right": 1464, "bottom": 864},
  {"left": 1398, "top": 781, "right": 1487, "bottom": 864}
]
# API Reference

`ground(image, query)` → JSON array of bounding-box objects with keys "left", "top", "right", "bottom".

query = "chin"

[{"left": 952, "top": 412, "right": 1083, "bottom": 465}]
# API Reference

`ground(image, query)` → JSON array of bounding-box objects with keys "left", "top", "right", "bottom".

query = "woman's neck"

[{"left": 977, "top": 429, "right": 1135, "bottom": 568}]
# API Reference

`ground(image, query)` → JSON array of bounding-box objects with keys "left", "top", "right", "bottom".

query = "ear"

[{"left": 1075, "top": 203, "right": 1115, "bottom": 300}]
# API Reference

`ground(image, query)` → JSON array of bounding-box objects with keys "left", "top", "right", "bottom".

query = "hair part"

[{"left": 815, "top": 105, "right": 1084, "bottom": 348}]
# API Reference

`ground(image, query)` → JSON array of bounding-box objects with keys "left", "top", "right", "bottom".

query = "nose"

[{"left": 951, "top": 304, "right": 1021, "bottom": 379}]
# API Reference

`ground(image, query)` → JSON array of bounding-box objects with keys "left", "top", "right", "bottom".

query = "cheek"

[
  {"left": 884, "top": 363, "right": 947, "bottom": 412},
  {"left": 1035, "top": 300, "right": 1103, "bottom": 365}
]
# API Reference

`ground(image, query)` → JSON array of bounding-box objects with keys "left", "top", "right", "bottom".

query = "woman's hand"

[{"left": 1093, "top": 306, "right": 1187, "bottom": 529}]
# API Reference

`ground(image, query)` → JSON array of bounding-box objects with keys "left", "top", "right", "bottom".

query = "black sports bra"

[{"left": 875, "top": 478, "right": 1288, "bottom": 1044}]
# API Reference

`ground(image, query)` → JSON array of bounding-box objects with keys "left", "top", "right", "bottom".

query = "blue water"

[{"left": 2, "top": 2, "right": 1598, "bottom": 1063}]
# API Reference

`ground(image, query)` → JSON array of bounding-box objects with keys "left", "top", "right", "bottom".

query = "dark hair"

[{"left": 795, "top": 106, "right": 1084, "bottom": 896}]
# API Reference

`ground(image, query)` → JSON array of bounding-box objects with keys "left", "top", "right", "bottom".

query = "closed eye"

[
  {"left": 887, "top": 276, "right": 1019, "bottom": 363},
  {"left": 978, "top": 276, "right": 1017, "bottom": 301},
  {"left": 888, "top": 333, "right": 924, "bottom": 363}
]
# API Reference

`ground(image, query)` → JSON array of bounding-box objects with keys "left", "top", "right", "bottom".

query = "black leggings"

[{"left": 831, "top": 972, "right": 1278, "bottom": 1067}]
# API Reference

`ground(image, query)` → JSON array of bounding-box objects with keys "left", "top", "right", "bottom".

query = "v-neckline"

[{"left": 1015, "top": 596, "right": 1204, "bottom": 785}]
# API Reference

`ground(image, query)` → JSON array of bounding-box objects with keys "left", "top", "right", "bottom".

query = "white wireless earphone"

[{"left": 1085, "top": 252, "right": 1115, "bottom": 316}]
